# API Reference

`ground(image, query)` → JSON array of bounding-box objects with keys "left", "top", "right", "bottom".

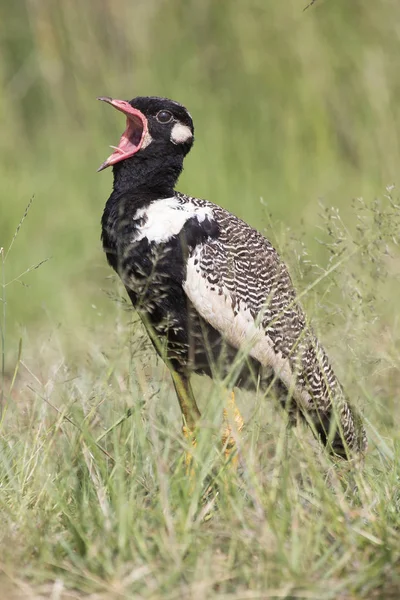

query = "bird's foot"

[
  {"left": 221, "top": 391, "right": 244, "bottom": 470},
  {"left": 182, "top": 425, "right": 197, "bottom": 477}
]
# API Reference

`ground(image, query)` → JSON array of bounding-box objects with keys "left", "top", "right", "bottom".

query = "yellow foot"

[
  {"left": 182, "top": 425, "right": 197, "bottom": 477},
  {"left": 221, "top": 391, "right": 244, "bottom": 469}
]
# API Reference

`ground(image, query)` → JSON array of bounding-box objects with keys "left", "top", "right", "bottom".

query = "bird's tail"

[{"left": 282, "top": 333, "right": 367, "bottom": 458}]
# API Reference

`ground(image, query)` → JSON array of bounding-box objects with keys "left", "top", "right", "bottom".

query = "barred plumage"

[
  {"left": 99, "top": 95, "right": 367, "bottom": 459},
  {"left": 179, "top": 193, "right": 366, "bottom": 454}
]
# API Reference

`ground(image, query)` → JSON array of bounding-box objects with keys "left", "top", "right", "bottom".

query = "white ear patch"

[{"left": 170, "top": 122, "right": 193, "bottom": 145}]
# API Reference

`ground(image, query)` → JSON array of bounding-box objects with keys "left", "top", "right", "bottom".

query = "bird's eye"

[{"left": 156, "top": 110, "right": 173, "bottom": 124}]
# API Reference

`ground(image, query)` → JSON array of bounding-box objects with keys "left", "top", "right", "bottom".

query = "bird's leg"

[
  {"left": 221, "top": 390, "right": 244, "bottom": 469},
  {"left": 171, "top": 371, "right": 201, "bottom": 472}
]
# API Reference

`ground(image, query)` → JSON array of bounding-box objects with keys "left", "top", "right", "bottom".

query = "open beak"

[{"left": 97, "top": 97, "right": 148, "bottom": 172}]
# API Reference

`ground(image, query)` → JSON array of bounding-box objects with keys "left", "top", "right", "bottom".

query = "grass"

[
  {"left": 2, "top": 188, "right": 400, "bottom": 598},
  {"left": 2, "top": 0, "right": 400, "bottom": 597}
]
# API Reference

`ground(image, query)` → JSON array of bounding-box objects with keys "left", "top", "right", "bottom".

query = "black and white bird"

[{"left": 98, "top": 95, "right": 367, "bottom": 459}]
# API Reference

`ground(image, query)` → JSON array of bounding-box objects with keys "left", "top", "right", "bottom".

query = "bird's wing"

[
  {"left": 183, "top": 203, "right": 307, "bottom": 390},
  {"left": 182, "top": 200, "right": 367, "bottom": 455}
]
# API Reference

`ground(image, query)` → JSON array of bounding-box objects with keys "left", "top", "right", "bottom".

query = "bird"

[{"left": 98, "top": 95, "right": 367, "bottom": 462}]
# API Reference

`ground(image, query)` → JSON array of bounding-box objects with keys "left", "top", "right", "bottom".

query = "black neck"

[
  {"left": 102, "top": 147, "right": 187, "bottom": 268},
  {"left": 111, "top": 152, "right": 184, "bottom": 201}
]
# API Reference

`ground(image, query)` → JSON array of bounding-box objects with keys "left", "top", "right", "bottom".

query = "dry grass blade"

[{"left": 4, "top": 196, "right": 34, "bottom": 262}]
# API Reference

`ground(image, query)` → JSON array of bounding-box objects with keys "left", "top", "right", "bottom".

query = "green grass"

[
  {"left": 2, "top": 0, "right": 400, "bottom": 597},
  {"left": 2, "top": 188, "right": 400, "bottom": 599}
]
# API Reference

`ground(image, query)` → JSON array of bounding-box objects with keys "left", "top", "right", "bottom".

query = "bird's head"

[{"left": 97, "top": 96, "right": 194, "bottom": 172}]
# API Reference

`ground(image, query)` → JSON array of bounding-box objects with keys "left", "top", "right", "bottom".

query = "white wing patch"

[
  {"left": 133, "top": 197, "right": 213, "bottom": 244},
  {"left": 184, "top": 248, "right": 312, "bottom": 407}
]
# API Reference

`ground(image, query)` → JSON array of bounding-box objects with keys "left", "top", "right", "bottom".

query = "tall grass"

[
  {"left": 1, "top": 186, "right": 400, "bottom": 598},
  {"left": 1, "top": 0, "right": 400, "bottom": 597}
]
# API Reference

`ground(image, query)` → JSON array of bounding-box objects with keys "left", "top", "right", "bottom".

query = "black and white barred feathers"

[
  {"left": 100, "top": 95, "right": 367, "bottom": 457},
  {"left": 104, "top": 191, "right": 367, "bottom": 456}
]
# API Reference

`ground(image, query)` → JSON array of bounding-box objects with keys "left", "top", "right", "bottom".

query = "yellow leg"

[
  {"left": 171, "top": 371, "right": 201, "bottom": 474},
  {"left": 221, "top": 390, "right": 244, "bottom": 469}
]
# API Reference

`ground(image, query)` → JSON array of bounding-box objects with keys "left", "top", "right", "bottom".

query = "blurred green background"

[{"left": 1, "top": 0, "right": 400, "bottom": 347}]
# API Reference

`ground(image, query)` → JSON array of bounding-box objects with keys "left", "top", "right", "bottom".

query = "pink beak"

[{"left": 97, "top": 97, "right": 148, "bottom": 171}]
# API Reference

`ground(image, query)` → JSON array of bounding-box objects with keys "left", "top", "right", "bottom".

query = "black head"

[{"left": 98, "top": 96, "right": 194, "bottom": 172}]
